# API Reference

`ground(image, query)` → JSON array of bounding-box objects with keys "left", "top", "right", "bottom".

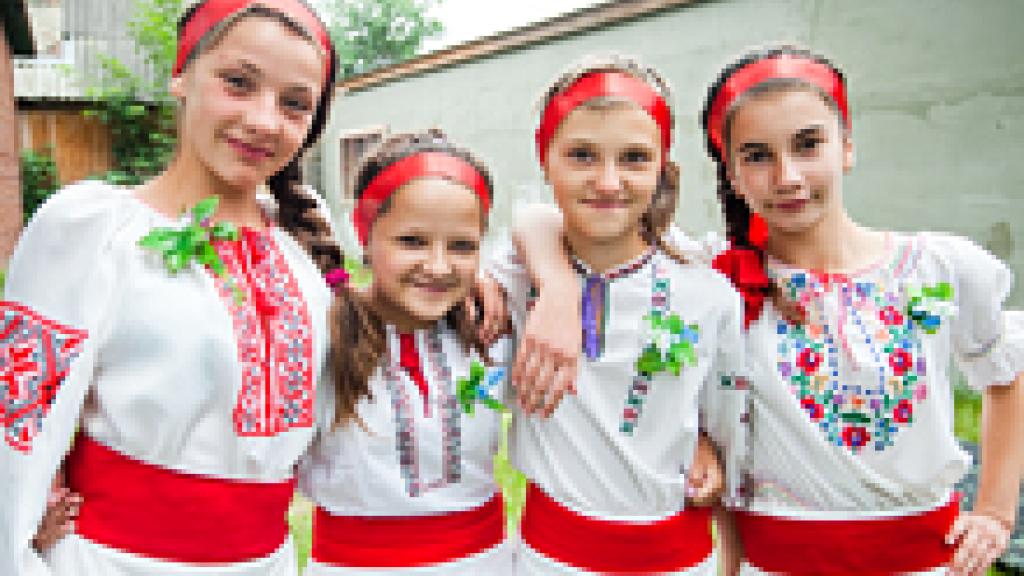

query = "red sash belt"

[
  {"left": 520, "top": 482, "right": 713, "bottom": 573},
  {"left": 312, "top": 493, "right": 505, "bottom": 567},
  {"left": 66, "top": 435, "right": 295, "bottom": 563},
  {"left": 735, "top": 496, "right": 960, "bottom": 575}
]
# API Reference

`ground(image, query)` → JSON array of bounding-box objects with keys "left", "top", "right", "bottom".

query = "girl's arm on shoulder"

[{"left": 507, "top": 203, "right": 580, "bottom": 416}]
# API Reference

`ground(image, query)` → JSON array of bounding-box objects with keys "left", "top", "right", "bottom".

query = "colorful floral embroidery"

[
  {"left": 211, "top": 229, "right": 314, "bottom": 437},
  {"left": 622, "top": 262, "right": 699, "bottom": 435},
  {"left": 386, "top": 330, "right": 462, "bottom": 497},
  {"left": 775, "top": 242, "right": 942, "bottom": 453},
  {"left": 0, "top": 302, "right": 87, "bottom": 452}
]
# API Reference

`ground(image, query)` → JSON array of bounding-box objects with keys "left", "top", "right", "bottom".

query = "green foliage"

[
  {"left": 0, "top": 270, "right": 5, "bottom": 297},
  {"left": 322, "top": 0, "right": 444, "bottom": 78},
  {"left": 954, "top": 383, "right": 983, "bottom": 444},
  {"left": 21, "top": 147, "right": 60, "bottom": 223}
]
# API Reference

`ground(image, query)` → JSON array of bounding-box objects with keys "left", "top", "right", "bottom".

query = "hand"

[
  {"left": 32, "top": 484, "right": 81, "bottom": 553},
  {"left": 686, "top": 433, "right": 724, "bottom": 506},
  {"left": 512, "top": 284, "right": 580, "bottom": 417},
  {"left": 946, "top": 511, "right": 1013, "bottom": 576},
  {"left": 473, "top": 274, "right": 510, "bottom": 347}
]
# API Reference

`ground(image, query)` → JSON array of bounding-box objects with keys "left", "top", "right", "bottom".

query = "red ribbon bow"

[{"left": 712, "top": 247, "right": 770, "bottom": 328}]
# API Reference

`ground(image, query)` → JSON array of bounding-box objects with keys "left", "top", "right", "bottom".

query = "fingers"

[
  {"left": 541, "top": 364, "right": 575, "bottom": 417},
  {"left": 947, "top": 514, "right": 1011, "bottom": 576},
  {"left": 475, "top": 275, "right": 509, "bottom": 346}
]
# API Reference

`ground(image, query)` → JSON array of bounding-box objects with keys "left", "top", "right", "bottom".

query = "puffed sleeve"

[
  {"left": 926, "top": 233, "right": 1023, "bottom": 390},
  {"left": 664, "top": 226, "right": 727, "bottom": 266},
  {"left": 698, "top": 275, "right": 749, "bottom": 507},
  {"left": 484, "top": 239, "right": 534, "bottom": 335},
  {"left": 0, "top": 182, "right": 122, "bottom": 575}
]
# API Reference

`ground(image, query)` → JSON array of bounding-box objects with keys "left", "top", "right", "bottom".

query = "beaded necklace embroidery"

[
  {"left": 773, "top": 237, "right": 949, "bottom": 453},
  {"left": 384, "top": 329, "right": 462, "bottom": 497},
  {"left": 572, "top": 248, "right": 655, "bottom": 361}
]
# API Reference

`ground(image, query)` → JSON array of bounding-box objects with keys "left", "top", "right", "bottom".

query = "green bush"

[{"left": 21, "top": 147, "right": 60, "bottom": 223}]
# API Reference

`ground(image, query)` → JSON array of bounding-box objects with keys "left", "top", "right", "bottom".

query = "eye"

[
  {"left": 449, "top": 239, "right": 479, "bottom": 254},
  {"left": 396, "top": 235, "right": 427, "bottom": 248},
  {"left": 281, "top": 94, "right": 313, "bottom": 115},
  {"left": 566, "top": 146, "right": 597, "bottom": 164},
  {"left": 621, "top": 148, "right": 654, "bottom": 165},
  {"left": 220, "top": 71, "right": 253, "bottom": 93},
  {"left": 741, "top": 148, "right": 772, "bottom": 164},
  {"left": 794, "top": 135, "right": 824, "bottom": 154}
]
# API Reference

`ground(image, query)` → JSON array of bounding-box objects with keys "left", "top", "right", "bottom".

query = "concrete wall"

[
  {"left": 1, "top": 24, "right": 24, "bottom": 267},
  {"left": 321, "top": 0, "right": 1024, "bottom": 307}
]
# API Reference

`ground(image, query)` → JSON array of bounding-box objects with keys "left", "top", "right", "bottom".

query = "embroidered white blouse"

[
  {"left": 488, "top": 245, "right": 748, "bottom": 519},
  {"left": 667, "top": 227, "right": 1024, "bottom": 514},
  {"left": 0, "top": 182, "right": 332, "bottom": 576},
  {"left": 298, "top": 326, "right": 514, "bottom": 575}
]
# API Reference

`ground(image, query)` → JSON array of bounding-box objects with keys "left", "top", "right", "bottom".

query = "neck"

[
  {"left": 765, "top": 209, "right": 888, "bottom": 273},
  {"left": 137, "top": 153, "right": 266, "bottom": 229},
  {"left": 565, "top": 227, "right": 649, "bottom": 275}
]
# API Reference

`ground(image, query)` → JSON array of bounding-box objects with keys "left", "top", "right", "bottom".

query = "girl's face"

[
  {"left": 367, "top": 178, "right": 484, "bottom": 329},
  {"left": 170, "top": 15, "right": 324, "bottom": 191},
  {"left": 726, "top": 88, "right": 853, "bottom": 234},
  {"left": 544, "top": 103, "right": 662, "bottom": 246}
]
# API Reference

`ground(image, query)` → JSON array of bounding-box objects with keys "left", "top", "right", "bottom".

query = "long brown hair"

[
  {"left": 700, "top": 45, "right": 847, "bottom": 322},
  {"left": 540, "top": 54, "right": 688, "bottom": 267},
  {"left": 330, "top": 129, "right": 495, "bottom": 425}
]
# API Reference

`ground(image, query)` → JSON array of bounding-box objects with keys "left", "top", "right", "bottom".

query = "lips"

[
  {"left": 773, "top": 197, "right": 809, "bottom": 213},
  {"left": 226, "top": 137, "right": 274, "bottom": 162},
  {"left": 582, "top": 197, "right": 630, "bottom": 210}
]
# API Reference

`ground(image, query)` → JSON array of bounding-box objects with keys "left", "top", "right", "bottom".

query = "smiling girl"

[
  {"left": 1, "top": 1, "right": 343, "bottom": 574},
  {"left": 298, "top": 130, "right": 515, "bottom": 574},
  {"left": 487, "top": 55, "right": 748, "bottom": 575},
  {"left": 701, "top": 45, "right": 1023, "bottom": 576}
]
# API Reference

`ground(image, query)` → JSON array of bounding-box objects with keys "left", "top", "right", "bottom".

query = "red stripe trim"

[
  {"left": 520, "top": 482, "right": 713, "bottom": 573},
  {"left": 67, "top": 435, "right": 295, "bottom": 563},
  {"left": 312, "top": 493, "right": 505, "bottom": 567},
  {"left": 736, "top": 496, "right": 959, "bottom": 575}
]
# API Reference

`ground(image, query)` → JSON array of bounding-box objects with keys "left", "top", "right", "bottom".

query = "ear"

[
  {"left": 842, "top": 133, "right": 854, "bottom": 173},
  {"left": 168, "top": 75, "right": 184, "bottom": 99}
]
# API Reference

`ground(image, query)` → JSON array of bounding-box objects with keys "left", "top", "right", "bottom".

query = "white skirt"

[
  {"left": 302, "top": 539, "right": 517, "bottom": 575},
  {"left": 44, "top": 533, "right": 298, "bottom": 576}
]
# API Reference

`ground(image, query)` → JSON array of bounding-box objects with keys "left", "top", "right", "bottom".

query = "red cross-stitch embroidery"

[
  {"left": 211, "top": 229, "right": 314, "bottom": 437},
  {"left": 0, "top": 302, "right": 87, "bottom": 453}
]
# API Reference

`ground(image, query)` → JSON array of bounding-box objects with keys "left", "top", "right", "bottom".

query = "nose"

[
  {"left": 244, "top": 90, "right": 281, "bottom": 133},
  {"left": 774, "top": 154, "right": 802, "bottom": 189},
  {"left": 594, "top": 159, "right": 623, "bottom": 193},
  {"left": 423, "top": 243, "right": 453, "bottom": 277}
]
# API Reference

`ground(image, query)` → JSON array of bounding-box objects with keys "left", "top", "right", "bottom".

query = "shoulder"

[
  {"left": 663, "top": 226, "right": 728, "bottom": 266},
  {"left": 913, "top": 231, "right": 1009, "bottom": 282}
]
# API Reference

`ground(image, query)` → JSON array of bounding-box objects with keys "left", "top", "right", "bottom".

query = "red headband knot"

[
  {"left": 353, "top": 152, "right": 492, "bottom": 246},
  {"left": 174, "top": 0, "right": 332, "bottom": 82},
  {"left": 535, "top": 71, "right": 673, "bottom": 166},
  {"left": 707, "top": 54, "right": 848, "bottom": 159}
]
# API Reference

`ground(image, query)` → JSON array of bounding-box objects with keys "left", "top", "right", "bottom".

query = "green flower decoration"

[
  {"left": 456, "top": 362, "right": 507, "bottom": 415},
  {"left": 635, "top": 312, "right": 699, "bottom": 376},
  {"left": 137, "top": 196, "right": 244, "bottom": 301},
  {"left": 905, "top": 282, "right": 954, "bottom": 335},
  {"left": 343, "top": 255, "right": 374, "bottom": 290}
]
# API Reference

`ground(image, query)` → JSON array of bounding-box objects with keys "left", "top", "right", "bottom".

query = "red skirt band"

[
  {"left": 735, "top": 495, "right": 960, "bottom": 575},
  {"left": 66, "top": 435, "right": 296, "bottom": 563},
  {"left": 312, "top": 493, "right": 505, "bottom": 567},
  {"left": 520, "top": 482, "right": 714, "bottom": 573}
]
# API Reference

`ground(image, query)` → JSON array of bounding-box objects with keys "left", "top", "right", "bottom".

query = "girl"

[
  {"left": 1, "top": 1, "right": 345, "bottom": 574},
  {"left": 487, "top": 55, "right": 748, "bottom": 575},
  {"left": 299, "top": 130, "right": 516, "bottom": 574},
  {"left": 700, "top": 45, "right": 1023, "bottom": 576}
]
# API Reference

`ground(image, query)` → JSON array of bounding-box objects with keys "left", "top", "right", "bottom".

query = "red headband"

[
  {"left": 706, "top": 54, "right": 848, "bottom": 158},
  {"left": 353, "top": 152, "right": 492, "bottom": 246},
  {"left": 174, "top": 0, "right": 332, "bottom": 81},
  {"left": 535, "top": 71, "right": 672, "bottom": 165}
]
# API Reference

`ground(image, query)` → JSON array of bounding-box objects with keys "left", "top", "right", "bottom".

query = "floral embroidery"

[
  {"left": 386, "top": 330, "right": 462, "bottom": 497},
  {"left": 457, "top": 362, "right": 507, "bottom": 414},
  {"left": 622, "top": 262, "right": 699, "bottom": 435},
  {"left": 211, "top": 229, "right": 314, "bottom": 437},
  {"left": 0, "top": 302, "right": 87, "bottom": 452},
  {"left": 775, "top": 241, "right": 942, "bottom": 453}
]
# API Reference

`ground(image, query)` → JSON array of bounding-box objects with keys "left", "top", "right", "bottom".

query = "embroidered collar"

[{"left": 570, "top": 246, "right": 656, "bottom": 281}]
